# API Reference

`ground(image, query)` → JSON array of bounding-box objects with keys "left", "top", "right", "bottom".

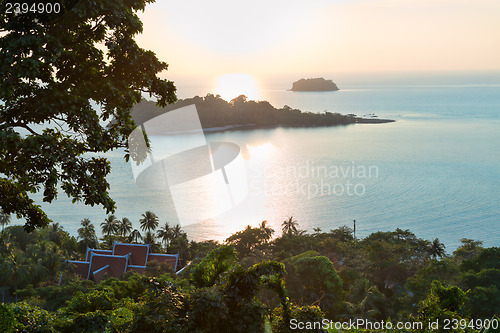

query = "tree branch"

[{"left": 2, "top": 122, "right": 40, "bottom": 136}]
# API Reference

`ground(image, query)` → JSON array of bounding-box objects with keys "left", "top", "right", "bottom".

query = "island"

[
  {"left": 131, "top": 94, "right": 394, "bottom": 133},
  {"left": 289, "top": 78, "right": 339, "bottom": 91}
]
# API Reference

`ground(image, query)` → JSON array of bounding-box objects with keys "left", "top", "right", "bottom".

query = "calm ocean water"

[{"left": 24, "top": 71, "right": 500, "bottom": 251}]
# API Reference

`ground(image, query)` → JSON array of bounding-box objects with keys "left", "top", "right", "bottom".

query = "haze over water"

[{"left": 27, "top": 71, "right": 500, "bottom": 250}]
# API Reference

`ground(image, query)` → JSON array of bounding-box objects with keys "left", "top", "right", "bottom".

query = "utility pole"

[{"left": 353, "top": 220, "right": 356, "bottom": 241}]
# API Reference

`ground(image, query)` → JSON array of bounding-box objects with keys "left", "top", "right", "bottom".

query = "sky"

[{"left": 135, "top": 0, "right": 500, "bottom": 80}]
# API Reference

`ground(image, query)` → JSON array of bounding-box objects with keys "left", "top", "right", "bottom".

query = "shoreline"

[
  {"left": 354, "top": 118, "right": 395, "bottom": 124},
  {"left": 200, "top": 118, "right": 395, "bottom": 133}
]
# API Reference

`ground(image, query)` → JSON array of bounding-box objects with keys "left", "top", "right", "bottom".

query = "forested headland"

[
  {"left": 0, "top": 212, "right": 498, "bottom": 332},
  {"left": 131, "top": 94, "right": 392, "bottom": 131}
]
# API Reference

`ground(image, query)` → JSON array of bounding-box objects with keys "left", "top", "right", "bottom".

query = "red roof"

[
  {"left": 68, "top": 261, "right": 90, "bottom": 280},
  {"left": 113, "top": 242, "right": 149, "bottom": 266},
  {"left": 85, "top": 249, "right": 112, "bottom": 261},
  {"left": 92, "top": 265, "right": 110, "bottom": 284},
  {"left": 88, "top": 253, "right": 128, "bottom": 281},
  {"left": 67, "top": 242, "right": 179, "bottom": 283},
  {"left": 148, "top": 253, "right": 178, "bottom": 270}
]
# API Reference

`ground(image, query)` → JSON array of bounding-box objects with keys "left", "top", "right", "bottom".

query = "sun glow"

[
  {"left": 215, "top": 73, "right": 260, "bottom": 102},
  {"left": 246, "top": 142, "right": 276, "bottom": 161}
]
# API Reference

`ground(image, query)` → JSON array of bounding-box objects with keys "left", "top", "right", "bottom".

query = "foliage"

[
  {"left": 415, "top": 281, "right": 470, "bottom": 333},
  {"left": 459, "top": 247, "right": 500, "bottom": 318},
  {"left": 17, "top": 280, "right": 96, "bottom": 311},
  {"left": 145, "top": 259, "right": 175, "bottom": 277},
  {"left": 0, "top": 303, "right": 18, "bottom": 333},
  {"left": 109, "top": 306, "right": 135, "bottom": 333},
  {"left": 342, "top": 278, "right": 386, "bottom": 321},
  {"left": 9, "top": 301, "right": 55, "bottom": 333},
  {"left": 65, "top": 290, "right": 114, "bottom": 314},
  {"left": 139, "top": 211, "right": 159, "bottom": 233},
  {"left": 130, "top": 279, "right": 186, "bottom": 333},
  {"left": 133, "top": 94, "right": 355, "bottom": 130},
  {"left": 286, "top": 253, "right": 343, "bottom": 319},
  {"left": 190, "top": 245, "right": 237, "bottom": 288},
  {"left": 0, "top": 0, "right": 176, "bottom": 231},
  {"left": 272, "top": 304, "right": 327, "bottom": 333},
  {"left": 460, "top": 247, "right": 500, "bottom": 272},
  {"left": 226, "top": 224, "right": 272, "bottom": 256},
  {"left": 453, "top": 238, "right": 484, "bottom": 263},
  {"left": 1, "top": 217, "right": 499, "bottom": 332},
  {"left": 404, "top": 258, "right": 459, "bottom": 310}
]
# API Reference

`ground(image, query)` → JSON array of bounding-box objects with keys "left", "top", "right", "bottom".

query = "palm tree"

[
  {"left": 143, "top": 231, "right": 156, "bottom": 245},
  {"left": 140, "top": 211, "right": 159, "bottom": 232},
  {"left": 0, "top": 208, "right": 11, "bottom": 233},
  {"left": 77, "top": 218, "right": 98, "bottom": 250},
  {"left": 170, "top": 224, "right": 182, "bottom": 241},
  {"left": 29, "top": 258, "right": 50, "bottom": 286},
  {"left": 47, "top": 222, "right": 62, "bottom": 246},
  {"left": 2, "top": 252, "right": 29, "bottom": 302},
  {"left": 282, "top": 216, "right": 298, "bottom": 237},
  {"left": 78, "top": 218, "right": 93, "bottom": 238},
  {"left": 342, "top": 279, "right": 385, "bottom": 320},
  {"left": 101, "top": 215, "right": 118, "bottom": 237},
  {"left": 118, "top": 218, "right": 133, "bottom": 237},
  {"left": 157, "top": 222, "right": 172, "bottom": 248},
  {"left": 43, "top": 243, "right": 64, "bottom": 275},
  {"left": 429, "top": 238, "right": 446, "bottom": 259},
  {"left": 259, "top": 220, "right": 274, "bottom": 242},
  {"left": 130, "top": 229, "right": 142, "bottom": 243}
]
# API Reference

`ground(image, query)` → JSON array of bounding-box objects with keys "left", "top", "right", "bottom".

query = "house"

[{"left": 68, "top": 242, "right": 179, "bottom": 283}]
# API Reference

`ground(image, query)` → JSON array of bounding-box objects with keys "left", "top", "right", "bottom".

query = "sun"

[{"left": 215, "top": 73, "right": 260, "bottom": 102}]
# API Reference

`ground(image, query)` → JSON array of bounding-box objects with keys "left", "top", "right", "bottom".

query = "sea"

[{"left": 22, "top": 70, "right": 500, "bottom": 251}]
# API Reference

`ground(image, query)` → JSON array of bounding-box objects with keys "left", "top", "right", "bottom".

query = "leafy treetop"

[{"left": 0, "top": 0, "right": 177, "bottom": 231}]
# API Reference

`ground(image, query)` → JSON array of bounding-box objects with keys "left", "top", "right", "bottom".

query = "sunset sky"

[{"left": 136, "top": 0, "right": 500, "bottom": 79}]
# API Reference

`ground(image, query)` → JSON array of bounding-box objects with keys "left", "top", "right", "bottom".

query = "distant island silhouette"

[
  {"left": 131, "top": 94, "right": 393, "bottom": 133},
  {"left": 290, "top": 78, "right": 339, "bottom": 91}
]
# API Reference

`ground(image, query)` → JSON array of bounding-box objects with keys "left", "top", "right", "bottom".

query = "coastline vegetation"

[
  {"left": 132, "top": 94, "right": 361, "bottom": 130},
  {"left": 1, "top": 212, "right": 499, "bottom": 332}
]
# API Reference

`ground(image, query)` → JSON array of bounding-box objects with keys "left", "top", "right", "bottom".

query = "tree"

[
  {"left": 329, "top": 225, "right": 355, "bottom": 242},
  {"left": 259, "top": 220, "right": 274, "bottom": 242},
  {"left": 143, "top": 231, "right": 156, "bottom": 246},
  {"left": 190, "top": 245, "right": 237, "bottom": 288},
  {"left": 156, "top": 222, "right": 172, "bottom": 248},
  {"left": 453, "top": 238, "right": 484, "bottom": 262},
  {"left": 139, "top": 211, "right": 159, "bottom": 233},
  {"left": 288, "top": 254, "right": 343, "bottom": 318},
  {"left": 0, "top": 0, "right": 177, "bottom": 232},
  {"left": 117, "top": 218, "right": 132, "bottom": 237},
  {"left": 170, "top": 224, "right": 182, "bottom": 240},
  {"left": 46, "top": 222, "right": 62, "bottom": 246},
  {"left": 282, "top": 216, "right": 298, "bottom": 237},
  {"left": 0, "top": 208, "right": 11, "bottom": 233},
  {"left": 416, "top": 281, "right": 468, "bottom": 333},
  {"left": 130, "top": 229, "right": 142, "bottom": 243},
  {"left": 1, "top": 252, "right": 29, "bottom": 301},
  {"left": 101, "top": 215, "right": 118, "bottom": 237},
  {"left": 226, "top": 225, "right": 269, "bottom": 256},
  {"left": 429, "top": 238, "right": 446, "bottom": 259},
  {"left": 342, "top": 279, "right": 385, "bottom": 321},
  {"left": 77, "top": 218, "right": 98, "bottom": 251}
]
